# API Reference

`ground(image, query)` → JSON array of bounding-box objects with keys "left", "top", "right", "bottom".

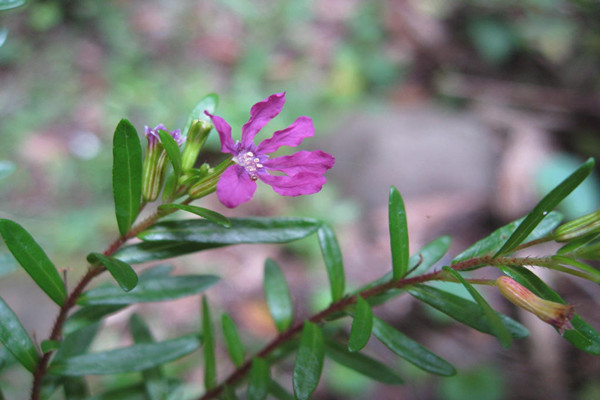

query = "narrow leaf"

[
  {"left": 157, "top": 129, "right": 183, "bottom": 177},
  {"left": 325, "top": 339, "right": 403, "bottom": 384},
  {"left": 293, "top": 322, "right": 324, "bottom": 400},
  {"left": 87, "top": 252, "right": 138, "bottom": 292},
  {"left": 372, "top": 317, "right": 456, "bottom": 376},
  {"left": 0, "top": 297, "right": 39, "bottom": 372},
  {"left": 317, "top": 224, "right": 345, "bottom": 302},
  {"left": 77, "top": 275, "right": 219, "bottom": 305},
  {"left": 138, "top": 217, "right": 321, "bottom": 244},
  {"left": 158, "top": 204, "right": 231, "bottom": 227},
  {"left": 268, "top": 380, "right": 295, "bottom": 400},
  {"left": 348, "top": 296, "right": 373, "bottom": 352},
  {"left": 223, "top": 386, "right": 240, "bottom": 400},
  {"left": 495, "top": 158, "right": 594, "bottom": 256},
  {"left": 442, "top": 267, "right": 512, "bottom": 348},
  {"left": 408, "top": 284, "right": 529, "bottom": 338},
  {"left": 41, "top": 340, "right": 61, "bottom": 354},
  {"left": 501, "top": 265, "right": 600, "bottom": 355},
  {"left": 112, "top": 119, "right": 142, "bottom": 236},
  {"left": 114, "top": 241, "right": 217, "bottom": 264},
  {"left": 389, "top": 186, "right": 409, "bottom": 279},
  {"left": 54, "top": 323, "right": 101, "bottom": 362},
  {"left": 202, "top": 297, "right": 216, "bottom": 391},
  {"left": 247, "top": 358, "right": 270, "bottom": 400},
  {"left": 48, "top": 335, "right": 200, "bottom": 376},
  {"left": 64, "top": 306, "right": 125, "bottom": 335},
  {"left": 221, "top": 314, "right": 245, "bottom": 367},
  {"left": 552, "top": 255, "right": 600, "bottom": 283},
  {"left": 183, "top": 93, "right": 218, "bottom": 137},
  {"left": 0, "top": 219, "right": 66, "bottom": 306},
  {"left": 63, "top": 377, "right": 89, "bottom": 399},
  {"left": 264, "top": 259, "right": 293, "bottom": 332}
]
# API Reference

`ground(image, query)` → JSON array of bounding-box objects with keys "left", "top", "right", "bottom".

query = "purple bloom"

[
  {"left": 144, "top": 124, "right": 185, "bottom": 147},
  {"left": 206, "top": 92, "right": 335, "bottom": 208}
]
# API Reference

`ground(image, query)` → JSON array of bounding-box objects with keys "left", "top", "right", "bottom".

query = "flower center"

[{"left": 233, "top": 151, "right": 264, "bottom": 181}]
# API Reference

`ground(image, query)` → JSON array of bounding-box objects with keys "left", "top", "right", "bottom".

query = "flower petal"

[
  {"left": 217, "top": 165, "right": 257, "bottom": 208},
  {"left": 205, "top": 111, "right": 235, "bottom": 154},
  {"left": 256, "top": 116, "right": 314, "bottom": 154},
  {"left": 241, "top": 92, "right": 286, "bottom": 146},
  {"left": 263, "top": 150, "right": 335, "bottom": 176},
  {"left": 259, "top": 172, "right": 327, "bottom": 196}
]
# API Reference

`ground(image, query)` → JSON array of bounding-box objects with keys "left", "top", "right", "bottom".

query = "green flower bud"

[
  {"left": 555, "top": 210, "right": 600, "bottom": 242},
  {"left": 181, "top": 120, "right": 212, "bottom": 172}
]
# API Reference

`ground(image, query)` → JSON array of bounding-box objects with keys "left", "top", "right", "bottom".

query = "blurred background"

[{"left": 2, "top": 0, "right": 600, "bottom": 399}]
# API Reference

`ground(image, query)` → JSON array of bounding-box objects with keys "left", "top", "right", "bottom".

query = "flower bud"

[
  {"left": 181, "top": 120, "right": 212, "bottom": 172},
  {"left": 555, "top": 210, "right": 600, "bottom": 242},
  {"left": 142, "top": 124, "right": 184, "bottom": 202},
  {"left": 496, "top": 276, "right": 574, "bottom": 334}
]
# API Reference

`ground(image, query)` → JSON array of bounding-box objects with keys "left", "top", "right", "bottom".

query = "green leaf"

[
  {"left": 49, "top": 334, "right": 200, "bottom": 376},
  {"left": 495, "top": 158, "right": 594, "bottom": 256},
  {"left": 0, "top": 219, "right": 66, "bottom": 306},
  {"left": 552, "top": 255, "right": 600, "bottom": 283},
  {"left": 0, "top": 297, "right": 39, "bottom": 372},
  {"left": 0, "top": 0, "right": 26, "bottom": 11},
  {"left": 114, "top": 241, "right": 217, "bottom": 264},
  {"left": 129, "top": 314, "right": 168, "bottom": 400},
  {"left": 157, "top": 129, "right": 183, "bottom": 177},
  {"left": 202, "top": 297, "right": 216, "bottom": 391},
  {"left": 183, "top": 93, "right": 218, "bottom": 137},
  {"left": 453, "top": 212, "right": 563, "bottom": 263},
  {"left": 158, "top": 204, "right": 231, "bottom": 227},
  {"left": 442, "top": 267, "right": 512, "bottom": 348},
  {"left": 64, "top": 305, "right": 125, "bottom": 335},
  {"left": 408, "top": 284, "right": 529, "bottom": 338},
  {"left": 41, "top": 340, "right": 60, "bottom": 353},
  {"left": 407, "top": 235, "right": 451, "bottom": 277},
  {"left": 221, "top": 314, "right": 245, "bottom": 367},
  {"left": 325, "top": 339, "right": 403, "bottom": 384},
  {"left": 348, "top": 296, "right": 373, "bottom": 352},
  {"left": 500, "top": 265, "right": 600, "bottom": 355},
  {"left": 87, "top": 252, "right": 138, "bottom": 292},
  {"left": 54, "top": 323, "right": 101, "bottom": 362},
  {"left": 112, "top": 119, "right": 143, "bottom": 236},
  {"left": 389, "top": 186, "right": 409, "bottom": 279},
  {"left": 77, "top": 275, "right": 219, "bottom": 305},
  {"left": 247, "top": 358, "right": 270, "bottom": 400},
  {"left": 63, "top": 377, "right": 89, "bottom": 399},
  {"left": 317, "top": 224, "right": 345, "bottom": 302},
  {"left": 223, "top": 386, "right": 240, "bottom": 400},
  {"left": 264, "top": 259, "right": 293, "bottom": 332},
  {"left": 293, "top": 322, "right": 324, "bottom": 400},
  {"left": 139, "top": 217, "right": 321, "bottom": 244},
  {"left": 372, "top": 317, "right": 456, "bottom": 376},
  {"left": 268, "top": 379, "right": 295, "bottom": 400}
]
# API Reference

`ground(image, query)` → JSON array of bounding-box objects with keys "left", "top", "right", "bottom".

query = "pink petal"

[
  {"left": 241, "top": 92, "right": 286, "bottom": 146},
  {"left": 217, "top": 165, "right": 257, "bottom": 208},
  {"left": 259, "top": 172, "right": 327, "bottom": 196},
  {"left": 263, "top": 150, "right": 335, "bottom": 176},
  {"left": 256, "top": 116, "right": 314, "bottom": 154},
  {"left": 205, "top": 111, "right": 235, "bottom": 154}
]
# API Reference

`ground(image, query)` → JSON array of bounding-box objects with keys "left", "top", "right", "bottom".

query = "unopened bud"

[
  {"left": 181, "top": 120, "right": 212, "bottom": 172},
  {"left": 496, "top": 276, "right": 574, "bottom": 334},
  {"left": 142, "top": 124, "right": 183, "bottom": 202},
  {"left": 555, "top": 210, "right": 600, "bottom": 242}
]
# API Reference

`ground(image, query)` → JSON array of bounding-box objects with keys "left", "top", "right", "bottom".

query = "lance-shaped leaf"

[
  {"left": 157, "top": 129, "right": 183, "bottom": 177},
  {"left": 247, "top": 357, "right": 270, "bottom": 400},
  {"left": 114, "top": 241, "right": 217, "bottom": 264},
  {"left": 389, "top": 186, "right": 409, "bottom": 279},
  {"left": 442, "top": 267, "right": 512, "bottom": 348},
  {"left": 268, "top": 380, "right": 294, "bottom": 400},
  {"left": 48, "top": 334, "right": 200, "bottom": 376},
  {"left": 183, "top": 93, "right": 218, "bottom": 137},
  {"left": 348, "top": 296, "right": 373, "bottom": 352},
  {"left": 408, "top": 284, "right": 529, "bottom": 338},
  {"left": 139, "top": 217, "right": 321, "bottom": 244},
  {"left": 112, "top": 119, "right": 142, "bottom": 236},
  {"left": 453, "top": 212, "right": 563, "bottom": 263},
  {"left": 87, "top": 253, "right": 138, "bottom": 292},
  {"left": 325, "top": 339, "right": 403, "bottom": 384},
  {"left": 0, "top": 219, "right": 66, "bottom": 306},
  {"left": 495, "top": 158, "right": 594, "bottom": 257},
  {"left": 293, "top": 322, "right": 324, "bottom": 400},
  {"left": 0, "top": 297, "right": 39, "bottom": 373},
  {"left": 372, "top": 317, "right": 455, "bottom": 376},
  {"left": 264, "top": 259, "right": 293, "bottom": 332},
  {"left": 158, "top": 204, "right": 231, "bottom": 227},
  {"left": 77, "top": 275, "right": 219, "bottom": 305},
  {"left": 64, "top": 305, "right": 126, "bottom": 335},
  {"left": 222, "top": 314, "right": 245, "bottom": 367},
  {"left": 501, "top": 265, "right": 600, "bottom": 355},
  {"left": 202, "top": 297, "right": 216, "bottom": 390},
  {"left": 317, "top": 224, "right": 345, "bottom": 302},
  {"left": 130, "top": 314, "right": 168, "bottom": 400}
]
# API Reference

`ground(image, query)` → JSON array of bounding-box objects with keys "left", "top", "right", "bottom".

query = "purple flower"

[
  {"left": 144, "top": 124, "right": 185, "bottom": 147},
  {"left": 206, "top": 92, "right": 335, "bottom": 208}
]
